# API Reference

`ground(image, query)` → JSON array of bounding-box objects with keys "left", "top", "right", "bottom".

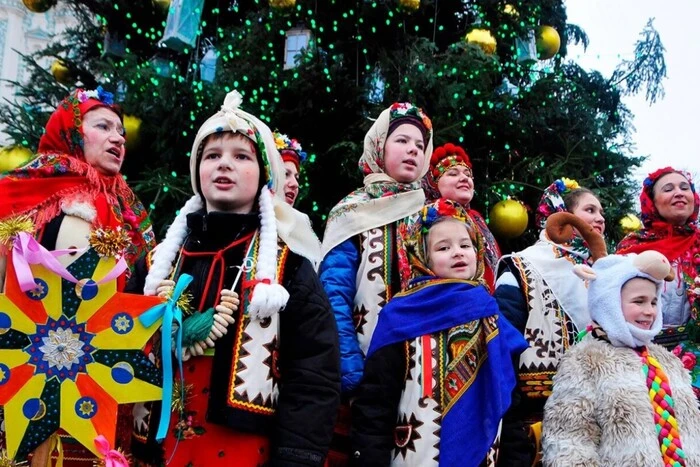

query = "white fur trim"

[
  {"left": 61, "top": 200, "right": 96, "bottom": 223},
  {"left": 143, "top": 195, "right": 204, "bottom": 295},
  {"left": 248, "top": 283, "right": 290, "bottom": 320},
  {"left": 573, "top": 264, "right": 596, "bottom": 281}
]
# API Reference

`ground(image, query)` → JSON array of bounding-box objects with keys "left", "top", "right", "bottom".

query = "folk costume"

[
  {"left": 0, "top": 87, "right": 155, "bottom": 464},
  {"left": 128, "top": 91, "right": 340, "bottom": 467},
  {"left": 542, "top": 236, "right": 700, "bottom": 466},
  {"left": 422, "top": 143, "right": 502, "bottom": 292},
  {"left": 617, "top": 167, "right": 700, "bottom": 394},
  {"left": 350, "top": 199, "right": 527, "bottom": 467},
  {"left": 494, "top": 179, "right": 596, "bottom": 466}
]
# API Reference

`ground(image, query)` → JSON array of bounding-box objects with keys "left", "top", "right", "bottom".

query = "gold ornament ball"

[
  {"left": 22, "top": 0, "right": 56, "bottom": 13},
  {"left": 465, "top": 29, "right": 497, "bottom": 55},
  {"left": 489, "top": 199, "right": 529, "bottom": 239},
  {"left": 0, "top": 146, "right": 34, "bottom": 173},
  {"left": 536, "top": 25, "right": 561, "bottom": 60},
  {"left": 503, "top": 4, "right": 519, "bottom": 17},
  {"left": 123, "top": 115, "right": 143, "bottom": 153},
  {"left": 269, "top": 0, "right": 296, "bottom": 9},
  {"left": 619, "top": 213, "right": 643, "bottom": 235},
  {"left": 398, "top": 0, "right": 420, "bottom": 13},
  {"left": 51, "top": 60, "right": 72, "bottom": 86}
]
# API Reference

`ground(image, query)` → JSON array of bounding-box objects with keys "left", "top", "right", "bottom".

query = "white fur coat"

[{"left": 543, "top": 336, "right": 700, "bottom": 466}]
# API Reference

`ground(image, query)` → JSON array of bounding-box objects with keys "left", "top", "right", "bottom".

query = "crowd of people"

[{"left": 0, "top": 87, "right": 699, "bottom": 467}]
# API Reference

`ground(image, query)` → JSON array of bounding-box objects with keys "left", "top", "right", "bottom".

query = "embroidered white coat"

[{"left": 542, "top": 336, "right": 700, "bottom": 467}]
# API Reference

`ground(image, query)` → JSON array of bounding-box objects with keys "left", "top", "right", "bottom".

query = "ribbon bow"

[
  {"left": 94, "top": 435, "right": 128, "bottom": 467},
  {"left": 139, "top": 273, "right": 193, "bottom": 441},
  {"left": 11, "top": 231, "right": 127, "bottom": 292}
]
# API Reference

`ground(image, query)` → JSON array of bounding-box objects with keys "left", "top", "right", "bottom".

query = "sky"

[{"left": 564, "top": 0, "right": 700, "bottom": 189}]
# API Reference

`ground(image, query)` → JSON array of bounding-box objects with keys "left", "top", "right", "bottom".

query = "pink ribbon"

[
  {"left": 94, "top": 435, "right": 129, "bottom": 467},
  {"left": 12, "top": 231, "right": 127, "bottom": 292}
]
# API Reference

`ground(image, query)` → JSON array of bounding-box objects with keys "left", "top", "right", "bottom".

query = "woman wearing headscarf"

[
  {"left": 0, "top": 87, "right": 155, "bottom": 465},
  {"left": 494, "top": 178, "right": 606, "bottom": 466},
  {"left": 422, "top": 142, "right": 501, "bottom": 292},
  {"left": 617, "top": 167, "right": 700, "bottom": 392}
]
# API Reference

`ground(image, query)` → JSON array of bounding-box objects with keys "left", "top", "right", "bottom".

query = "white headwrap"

[
  {"left": 321, "top": 102, "right": 434, "bottom": 258},
  {"left": 144, "top": 91, "right": 321, "bottom": 319}
]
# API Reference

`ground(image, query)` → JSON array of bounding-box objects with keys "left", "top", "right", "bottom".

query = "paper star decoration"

[{"left": 0, "top": 249, "right": 163, "bottom": 461}]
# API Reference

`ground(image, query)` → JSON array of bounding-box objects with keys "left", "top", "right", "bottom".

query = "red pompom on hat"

[{"left": 425, "top": 143, "right": 472, "bottom": 189}]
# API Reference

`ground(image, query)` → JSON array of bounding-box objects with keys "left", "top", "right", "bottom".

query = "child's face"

[
  {"left": 427, "top": 219, "right": 477, "bottom": 280},
  {"left": 570, "top": 192, "right": 605, "bottom": 235},
  {"left": 621, "top": 277, "right": 658, "bottom": 330},
  {"left": 383, "top": 123, "right": 425, "bottom": 183},
  {"left": 199, "top": 133, "right": 260, "bottom": 213}
]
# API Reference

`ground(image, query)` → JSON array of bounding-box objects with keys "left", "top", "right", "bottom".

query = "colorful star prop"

[{"left": 0, "top": 249, "right": 163, "bottom": 461}]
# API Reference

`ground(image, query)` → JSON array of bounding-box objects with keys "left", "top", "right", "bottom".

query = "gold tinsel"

[
  {"left": 165, "top": 288, "right": 194, "bottom": 316},
  {"left": 0, "top": 449, "right": 28, "bottom": 467},
  {"left": 89, "top": 227, "right": 131, "bottom": 258},
  {"left": 0, "top": 215, "right": 35, "bottom": 248},
  {"left": 172, "top": 380, "right": 194, "bottom": 414}
]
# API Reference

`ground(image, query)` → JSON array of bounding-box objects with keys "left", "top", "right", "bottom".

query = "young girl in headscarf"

[
  {"left": 350, "top": 199, "right": 526, "bottom": 466},
  {"left": 422, "top": 142, "right": 501, "bottom": 292},
  {"left": 127, "top": 91, "right": 339, "bottom": 466},
  {"left": 494, "top": 178, "right": 605, "bottom": 465}
]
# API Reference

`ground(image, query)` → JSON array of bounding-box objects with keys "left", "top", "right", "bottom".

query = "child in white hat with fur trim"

[
  {"left": 127, "top": 91, "right": 340, "bottom": 466},
  {"left": 542, "top": 213, "right": 700, "bottom": 466}
]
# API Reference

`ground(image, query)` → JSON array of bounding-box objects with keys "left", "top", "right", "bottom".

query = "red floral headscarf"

[
  {"left": 0, "top": 88, "right": 155, "bottom": 270},
  {"left": 617, "top": 167, "right": 700, "bottom": 313}
]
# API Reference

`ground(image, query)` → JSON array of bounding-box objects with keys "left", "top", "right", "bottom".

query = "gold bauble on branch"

[
  {"left": 269, "top": 0, "right": 296, "bottom": 9},
  {"left": 503, "top": 4, "right": 519, "bottom": 17},
  {"left": 22, "top": 0, "right": 56, "bottom": 13},
  {"left": 123, "top": 115, "right": 143, "bottom": 153},
  {"left": 465, "top": 28, "right": 497, "bottom": 55},
  {"left": 619, "top": 213, "right": 643, "bottom": 235},
  {"left": 51, "top": 59, "right": 73, "bottom": 86},
  {"left": 489, "top": 199, "right": 529, "bottom": 239},
  {"left": 536, "top": 25, "right": 561, "bottom": 60},
  {"left": 0, "top": 146, "right": 34, "bottom": 173},
  {"left": 153, "top": 0, "right": 171, "bottom": 13},
  {"left": 398, "top": 0, "right": 420, "bottom": 13}
]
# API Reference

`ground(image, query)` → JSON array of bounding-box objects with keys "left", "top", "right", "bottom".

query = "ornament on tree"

[
  {"left": 397, "top": 0, "right": 420, "bottom": 13},
  {"left": 50, "top": 59, "right": 72, "bottom": 86},
  {"left": 159, "top": 0, "right": 205, "bottom": 53},
  {"left": 0, "top": 146, "right": 34, "bottom": 173},
  {"left": 503, "top": 4, "right": 518, "bottom": 17},
  {"left": 199, "top": 41, "right": 218, "bottom": 83},
  {"left": 489, "top": 199, "right": 528, "bottom": 239},
  {"left": 269, "top": 0, "right": 296, "bottom": 9},
  {"left": 516, "top": 30, "right": 538, "bottom": 65},
  {"left": 536, "top": 25, "right": 561, "bottom": 60},
  {"left": 619, "top": 213, "right": 643, "bottom": 235},
  {"left": 22, "top": 0, "right": 56, "bottom": 13},
  {"left": 465, "top": 29, "right": 497, "bottom": 55},
  {"left": 153, "top": 0, "right": 172, "bottom": 13},
  {"left": 123, "top": 115, "right": 142, "bottom": 153}
]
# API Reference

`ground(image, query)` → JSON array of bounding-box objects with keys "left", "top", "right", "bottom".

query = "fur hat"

[
  {"left": 546, "top": 212, "right": 674, "bottom": 348},
  {"left": 145, "top": 91, "right": 312, "bottom": 319}
]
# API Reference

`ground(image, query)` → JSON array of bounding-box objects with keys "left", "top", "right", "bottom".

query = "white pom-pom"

[
  {"left": 248, "top": 282, "right": 290, "bottom": 320},
  {"left": 222, "top": 91, "right": 243, "bottom": 112}
]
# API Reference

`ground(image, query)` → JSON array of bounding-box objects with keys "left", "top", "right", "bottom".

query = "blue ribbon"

[{"left": 139, "top": 273, "right": 192, "bottom": 442}]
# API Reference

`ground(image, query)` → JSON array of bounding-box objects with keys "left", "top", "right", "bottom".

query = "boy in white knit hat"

[
  {"left": 128, "top": 91, "right": 340, "bottom": 466},
  {"left": 542, "top": 212, "right": 700, "bottom": 466}
]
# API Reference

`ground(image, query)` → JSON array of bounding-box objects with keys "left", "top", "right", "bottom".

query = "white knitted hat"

[{"left": 144, "top": 91, "right": 321, "bottom": 318}]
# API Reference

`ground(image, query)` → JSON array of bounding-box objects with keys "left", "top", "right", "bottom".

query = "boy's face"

[
  {"left": 427, "top": 219, "right": 477, "bottom": 280},
  {"left": 199, "top": 132, "right": 260, "bottom": 213},
  {"left": 383, "top": 123, "right": 425, "bottom": 183},
  {"left": 621, "top": 277, "right": 658, "bottom": 330}
]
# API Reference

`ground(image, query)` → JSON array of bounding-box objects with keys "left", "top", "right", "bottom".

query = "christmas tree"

[{"left": 0, "top": 0, "right": 666, "bottom": 251}]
